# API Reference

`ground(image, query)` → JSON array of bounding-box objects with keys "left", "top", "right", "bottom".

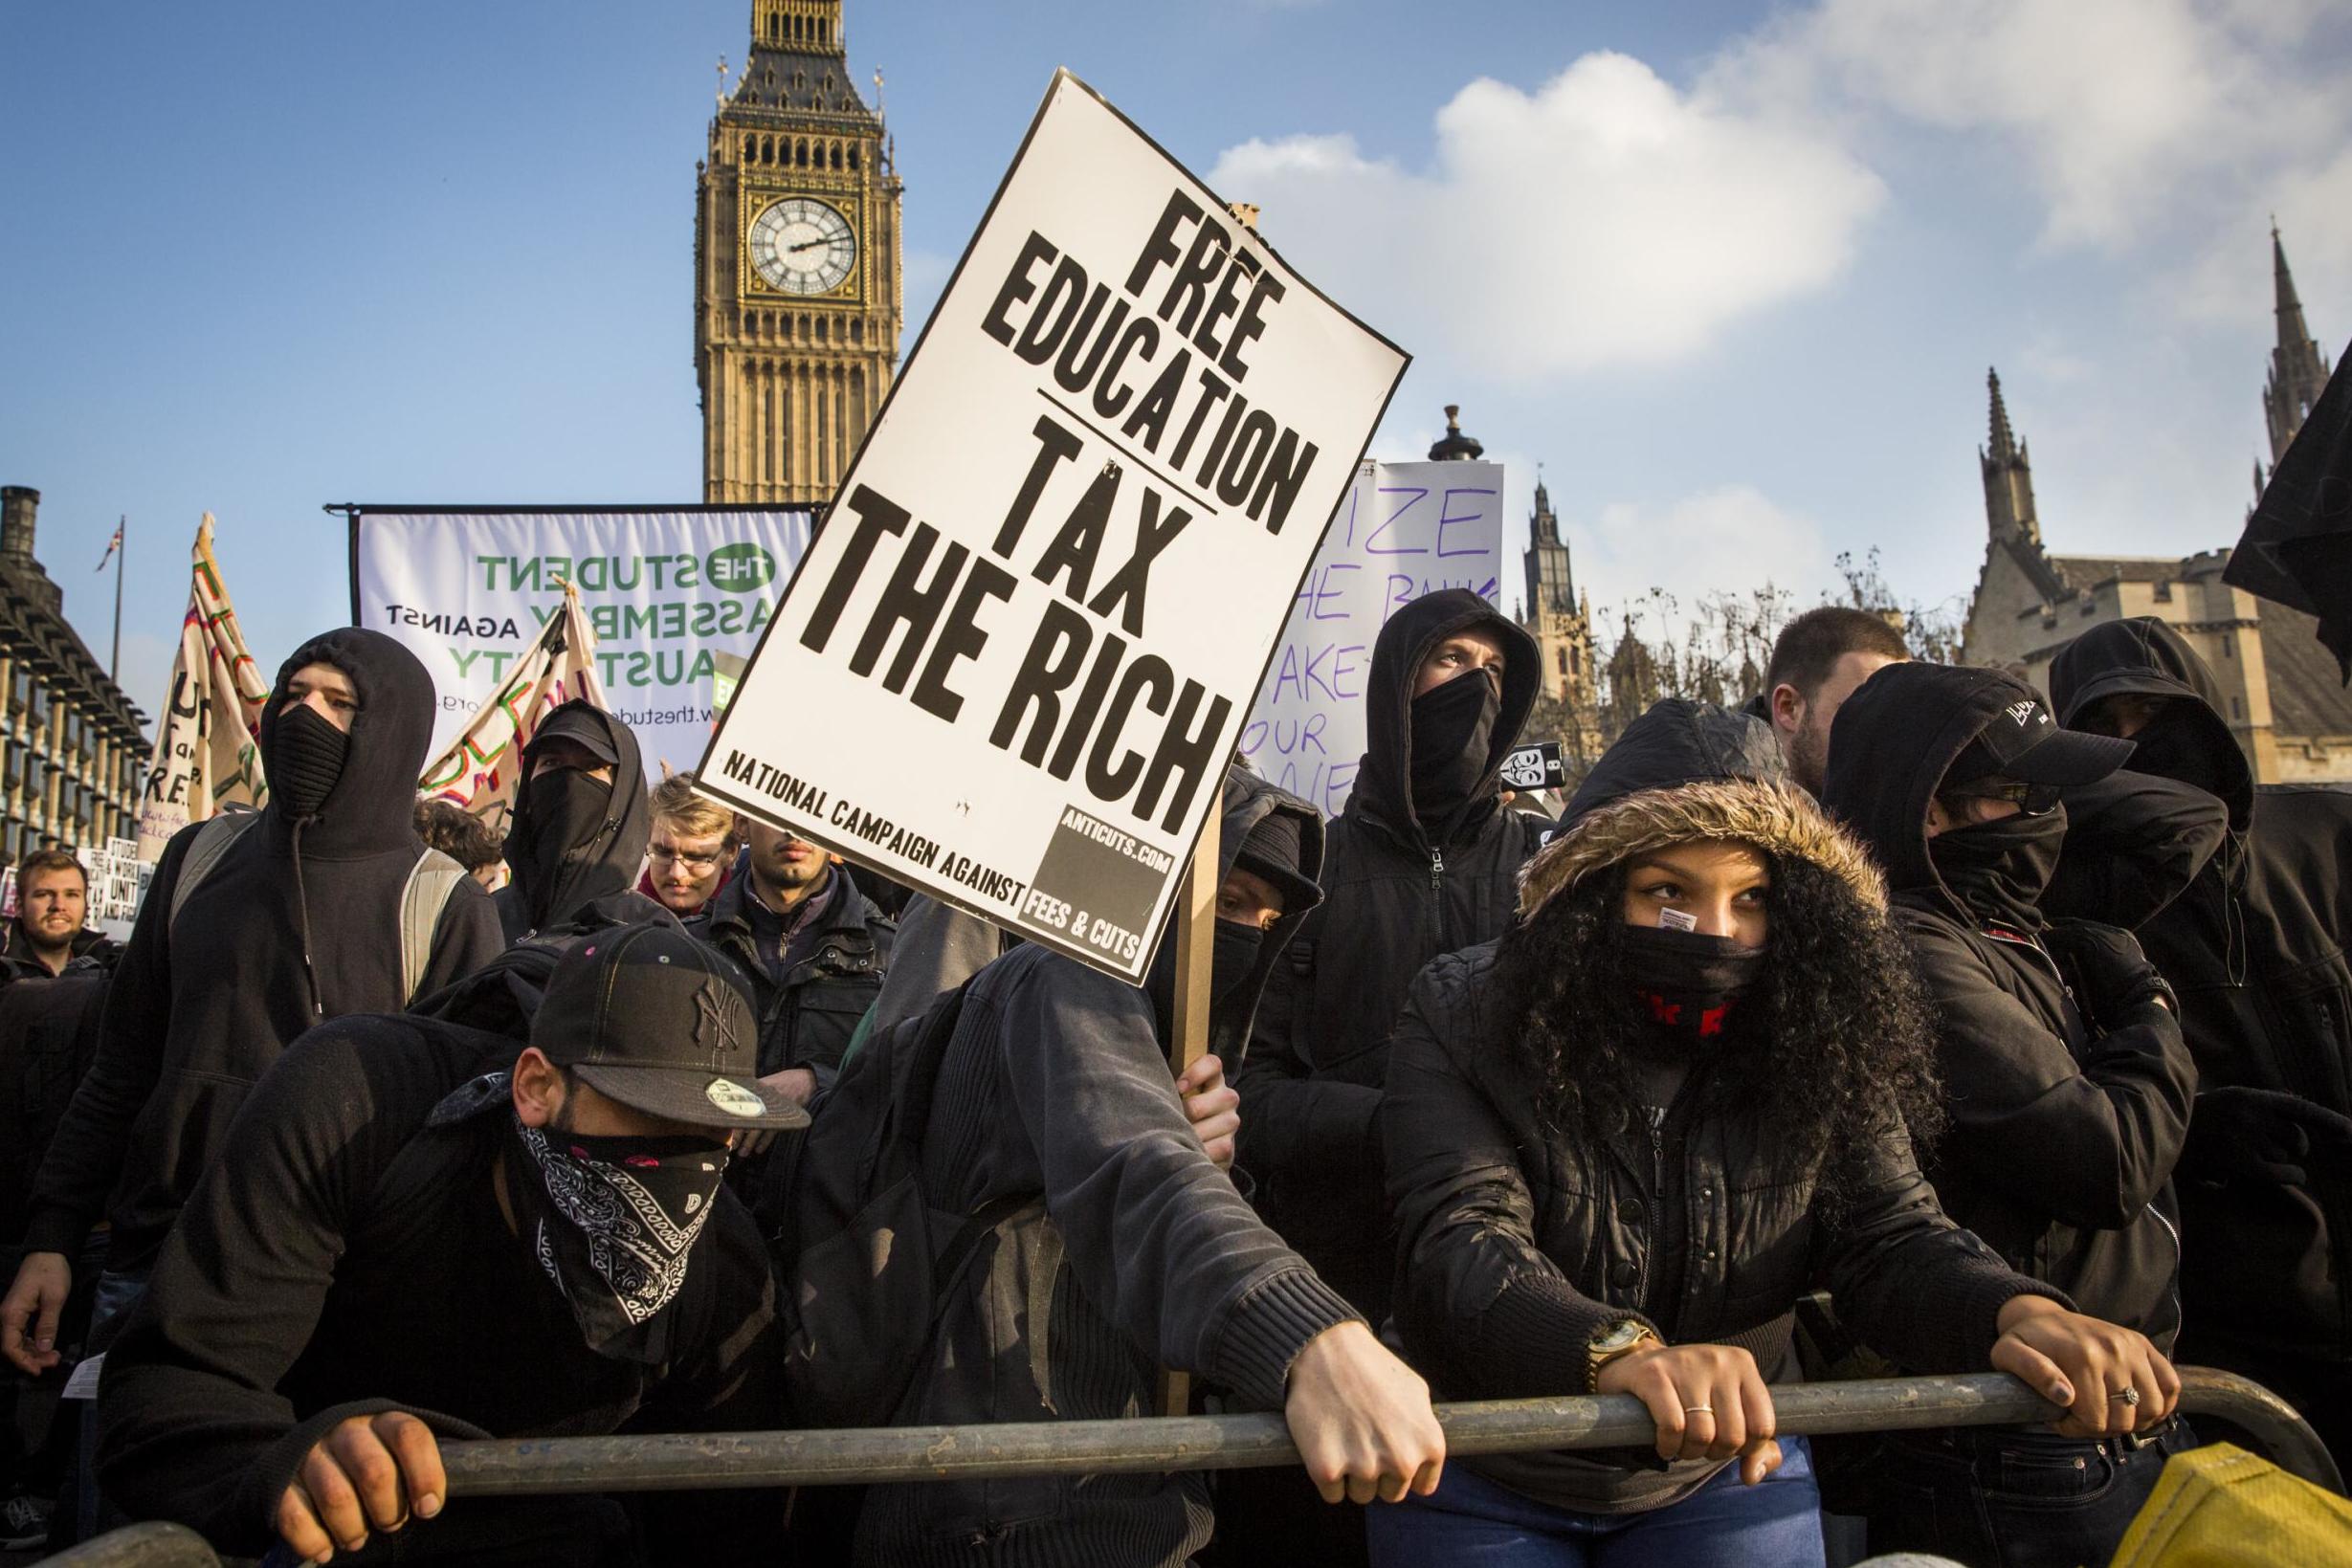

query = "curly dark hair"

[{"left": 1492, "top": 848, "right": 1945, "bottom": 1212}]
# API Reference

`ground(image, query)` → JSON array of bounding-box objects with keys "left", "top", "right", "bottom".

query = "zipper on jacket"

[{"left": 1429, "top": 847, "right": 1445, "bottom": 894}]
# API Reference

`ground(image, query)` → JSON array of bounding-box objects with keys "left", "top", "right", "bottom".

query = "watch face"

[{"left": 748, "top": 197, "right": 856, "bottom": 296}]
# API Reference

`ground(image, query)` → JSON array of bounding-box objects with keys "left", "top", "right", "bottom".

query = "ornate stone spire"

[
  {"left": 2264, "top": 224, "right": 2333, "bottom": 462},
  {"left": 1981, "top": 367, "right": 2039, "bottom": 546}
]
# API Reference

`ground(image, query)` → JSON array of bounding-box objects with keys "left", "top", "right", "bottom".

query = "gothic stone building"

[
  {"left": 0, "top": 488, "right": 147, "bottom": 865},
  {"left": 1961, "top": 230, "right": 2351, "bottom": 784},
  {"left": 697, "top": 0, "right": 904, "bottom": 506}
]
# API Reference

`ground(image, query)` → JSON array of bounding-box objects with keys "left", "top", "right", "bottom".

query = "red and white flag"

[
  {"left": 95, "top": 521, "right": 122, "bottom": 571},
  {"left": 136, "top": 515, "right": 273, "bottom": 863},
  {"left": 417, "top": 581, "right": 606, "bottom": 836}
]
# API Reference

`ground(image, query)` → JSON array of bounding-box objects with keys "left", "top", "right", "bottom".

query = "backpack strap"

[
  {"left": 167, "top": 813, "right": 262, "bottom": 939},
  {"left": 398, "top": 849, "right": 471, "bottom": 1005}
]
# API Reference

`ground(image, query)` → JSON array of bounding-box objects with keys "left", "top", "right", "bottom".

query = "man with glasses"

[
  {"left": 641, "top": 774, "right": 740, "bottom": 918},
  {"left": 1822, "top": 664, "right": 2201, "bottom": 1568}
]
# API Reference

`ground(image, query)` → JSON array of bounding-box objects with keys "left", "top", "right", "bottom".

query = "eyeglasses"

[
  {"left": 1941, "top": 781, "right": 2062, "bottom": 817},
  {"left": 649, "top": 846, "right": 725, "bottom": 872}
]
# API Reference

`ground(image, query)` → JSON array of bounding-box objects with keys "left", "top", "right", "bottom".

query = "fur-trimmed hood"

[{"left": 1519, "top": 776, "right": 1886, "bottom": 920}]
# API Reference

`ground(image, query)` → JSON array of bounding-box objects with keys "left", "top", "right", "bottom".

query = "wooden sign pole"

[{"left": 1158, "top": 784, "right": 1224, "bottom": 1417}]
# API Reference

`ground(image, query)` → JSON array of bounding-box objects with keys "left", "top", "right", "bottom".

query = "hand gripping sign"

[{"left": 698, "top": 70, "right": 1408, "bottom": 981}]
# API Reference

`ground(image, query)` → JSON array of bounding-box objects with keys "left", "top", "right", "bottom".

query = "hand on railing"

[{"left": 1990, "top": 1296, "right": 2182, "bottom": 1439}]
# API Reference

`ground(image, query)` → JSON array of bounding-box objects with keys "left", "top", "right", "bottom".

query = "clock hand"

[{"left": 788, "top": 236, "right": 838, "bottom": 253}]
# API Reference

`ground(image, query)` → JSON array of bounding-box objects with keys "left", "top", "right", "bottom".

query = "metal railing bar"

[{"left": 433, "top": 1367, "right": 2340, "bottom": 1498}]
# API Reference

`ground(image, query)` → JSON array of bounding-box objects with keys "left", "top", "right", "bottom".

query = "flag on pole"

[
  {"left": 417, "top": 580, "right": 605, "bottom": 836},
  {"left": 135, "top": 515, "right": 273, "bottom": 863},
  {"left": 96, "top": 523, "right": 123, "bottom": 572}
]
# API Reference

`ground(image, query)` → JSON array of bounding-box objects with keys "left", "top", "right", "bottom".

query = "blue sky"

[{"left": 5, "top": 0, "right": 2347, "bottom": 724}]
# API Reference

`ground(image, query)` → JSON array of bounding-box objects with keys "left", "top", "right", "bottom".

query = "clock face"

[{"left": 748, "top": 197, "right": 856, "bottom": 296}]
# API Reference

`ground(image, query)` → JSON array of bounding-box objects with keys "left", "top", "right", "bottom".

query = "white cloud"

[
  {"left": 1211, "top": 52, "right": 1884, "bottom": 381},
  {"left": 1566, "top": 486, "right": 1842, "bottom": 627},
  {"left": 1726, "top": 0, "right": 2349, "bottom": 254}
]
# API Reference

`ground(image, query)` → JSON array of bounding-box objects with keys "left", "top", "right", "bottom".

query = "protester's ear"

[
  {"left": 1768, "top": 683, "right": 1805, "bottom": 737},
  {"left": 511, "top": 1048, "right": 567, "bottom": 1129}
]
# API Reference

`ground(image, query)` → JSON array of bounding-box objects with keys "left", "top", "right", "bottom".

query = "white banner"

[
  {"left": 699, "top": 70, "right": 1408, "bottom": 982},
  {"left": 137, "top": 515, "right": 272, "bottom": 863},
  {"left": 1242, "top": 459, "right": 1503, "bottom": 815},
  {"left": 350, "top": 508, "right": 814, "bottom": 779},
  {"left": 417, "top": 585, "right": 606, "bottom": 836}
]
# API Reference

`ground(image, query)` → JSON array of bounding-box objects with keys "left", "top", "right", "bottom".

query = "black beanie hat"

[{"left": 1232, "top": 810, "right": 1319, "bottom": 920}]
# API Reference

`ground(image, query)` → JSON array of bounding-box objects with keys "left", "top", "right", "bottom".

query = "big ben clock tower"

[{"left": 697, "top": 0, "right": 902, "bottom": 506}]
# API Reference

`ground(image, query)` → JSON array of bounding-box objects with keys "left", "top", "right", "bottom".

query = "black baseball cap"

[
  {"left": 530, "top": 920, "right": 807, "bottom": 1131},
  {"left": 531, "top": 703, "right": 622, "bottom": 768},
  {"left": 1947, "top": 689, "right": 2135, "bottom": 790}
]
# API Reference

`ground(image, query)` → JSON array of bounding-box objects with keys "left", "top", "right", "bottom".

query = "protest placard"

[
  {"left": 348, "top": 507, "right": 813, "bottom": 778},
  {"left": 77, "top": 835, "right": 144, "bottom": 942},
  {"left": 699, "top": 70, "right": 1408, "bottom": 982},
  {"left": 1241, "top": 459, "right": 1502, "bottom": 815}
]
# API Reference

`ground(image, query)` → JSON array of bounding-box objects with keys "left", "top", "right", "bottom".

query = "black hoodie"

[
  {"left": 1236, "top": 589, "right": 1545, "bottom": 1320},
  {"left": 490, "top": 700, "right": 656, "bottom": 943},
  {"left": 2052, "top": 617, "right": 2352, "bottom": 1368},
  {"left": 23, "top": 629, "right": 504, "bottom": 1270},
  {"left": 845, "top": 767, "right": 1358, "bottom": 1567},
  {"left": 1823, "top": 663, "right": 2194, "bottom": 1351}
]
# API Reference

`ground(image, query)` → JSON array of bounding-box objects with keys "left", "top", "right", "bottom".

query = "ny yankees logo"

[{"left": 692, "top": 983, "right": 742, "bottom": 1058}]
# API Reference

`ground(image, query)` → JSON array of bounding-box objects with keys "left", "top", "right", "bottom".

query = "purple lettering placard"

[{"left": 1242, "top": 459, "right": 1503, "bottom": 815}]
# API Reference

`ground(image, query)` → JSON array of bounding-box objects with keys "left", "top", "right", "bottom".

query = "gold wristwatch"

[{"left": 1586, "top": 1318, "right": 1661, "bottom": 1387}]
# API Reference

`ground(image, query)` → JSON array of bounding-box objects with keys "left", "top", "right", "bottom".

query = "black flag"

[{"left": 2230, "top": 336, "right": 2352, "bottom": 684}]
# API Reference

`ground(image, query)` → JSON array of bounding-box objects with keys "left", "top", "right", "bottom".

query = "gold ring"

[
  {"left": 1683, "top": 1404, "right": 1713, "bottom": 1415},
  {"left": 2117, "top": 1386, "right": 2141, "bottom": 1407}
]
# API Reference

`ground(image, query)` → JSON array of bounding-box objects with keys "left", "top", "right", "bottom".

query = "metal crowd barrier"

[{"left": 48, "top": 1368, "right": 2339, "bottom": 1564}]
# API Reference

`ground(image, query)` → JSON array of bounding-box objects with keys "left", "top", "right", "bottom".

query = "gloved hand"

[
  {"left": 2184, "top": 1086, "right": 2352, "bottom": 1188},
  {"left": 2042, "top": 919, "right": 2178, "bottom": 1026}
]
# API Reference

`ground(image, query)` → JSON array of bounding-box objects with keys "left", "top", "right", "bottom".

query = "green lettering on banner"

[{"left": 705, "top": 542, "right": 776, "bottom": 594}]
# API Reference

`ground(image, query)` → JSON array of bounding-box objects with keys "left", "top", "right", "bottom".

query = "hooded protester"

[
  {"left": 1375, "top": 698, "right": 2172, "bottom": 1568},
  {"left": 793, "top": 766, "right": 1445, "bottom": 1567},
  {"left": 95, "top": 919, "right": 802, "bottom": 1566},
  {"left": 491, "top": 700, "right": 655, "bottom": 944},
  {"left": 3, "top": 630, "right": 503, "bottom": 1388},
  {"left": 2052, "top": 616, "right": 2352, "bottom": 1464},
  {"left": 1236, "top": 588, "right": 1545, "bottom": 1325},
  {"left": 1822, "top": 663, "right": 2201, "bottom": 1566}
]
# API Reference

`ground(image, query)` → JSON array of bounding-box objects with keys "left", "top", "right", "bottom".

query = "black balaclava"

[
  {"left": 270, "top": 703, "right": 350, "bottom": 822},
  {"left": 516, "top": 767, "right": 617, "bottom": 922},
  {"left": 1619, "top": 924, "right": 1768, "bottom": 1050},
  {"left": 1928, "top": 806, "right": 2069, "bottom": 934},
  {"left": 1143, "top": 916, "right": 1271, "bottom": 1044},
  {"left": 2126, "top": 705, "right": 2237, "bottom": 802},
  {"left": 507, "top": 1115, "right": 728, "bottom": 1365},
  {"left": 1409, "top": 666, "right": 1502, "bottom": 828}
]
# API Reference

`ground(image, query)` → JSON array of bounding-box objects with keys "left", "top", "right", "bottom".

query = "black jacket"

[
  {"left": 95, "top": 1014, "right": 784, "bottom": 1562},
  {"left": 0, "top": 931, "right": 115, "bottom": 1244},
  {"left": 690, "top": 862, "right": 895, "bottom": 1087},
  {"left": 1824, "top": 663, "right": 2195, "bottom": 1352},
  {"left": 24, "top": 629, "right": 505, "bottom": 1270},
  {"left": 847, "top": 768, "right": 1359, "bottom": 1567},
  {"left": 2052, "top": 617, "right": 2352, "bottom": 1364},
  {"left": 1237, "top": 589, "right": 1547, "bottom": 1318},
  {"left": 492, "top": 702, "right": 655, "bottom": 943},
  {"left": 1384, "top": 708, "right": 2047, "bottom": 1514}
]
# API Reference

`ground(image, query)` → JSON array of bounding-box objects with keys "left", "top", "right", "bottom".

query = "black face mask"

[
  {"left": 517, "top": 766, "right": 615, "bottom": 917},
  {"left": 1409, "top": 667, "right": 1501, "bottom": 829},
  {"left": 270, "top": 702, "right": 350, "bottom": 822},
  {"left": 1143, "top": 918, "right": 1267, "bottom": 1046},
  {"left": 1928, "top": 806, "right": 2068, "bottom": 933},
  {"left": 2128, "top": 709, "right": 2235, "bottom": 801},
  {"left": 507, "top": 1116, "right": 729, "bottom": 1365},
  {"left": 1619, "top": 924, "right": 1767, "bottom": 1050}
]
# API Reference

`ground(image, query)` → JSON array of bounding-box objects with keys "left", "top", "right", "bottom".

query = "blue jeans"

[
  {"left": 1868, "top": 1419, "right": 2195, "bottom": 1568},
  {"left": 1365, "top": 1435, "right": 1826, "bottom": 1568},
  {"left": 71, "top": 1266, "right": 149, "bottom": 1543}
]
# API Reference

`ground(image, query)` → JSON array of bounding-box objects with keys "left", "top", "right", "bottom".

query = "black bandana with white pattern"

[{"left": 507, "top": 1115, "right": 728, "bottom": 1365}]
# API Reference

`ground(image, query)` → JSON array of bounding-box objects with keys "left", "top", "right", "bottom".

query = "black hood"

[
  {"left": 502, "top": 701, "right": 654, "bottom": 935},
  {"left": 256, "top": 629, "right": 437, "bottom": 858},
  {"left": 1821, "top": 662, "right": 2041, "bottom": 923},
  {"left": 2049, "top": 617, "right": 2255, "bottom": 831},
  {"left": 1155, "top": 764, "right": 1324, "bottom": 1059},
  {"left": 1353, "top": 588, "right": 1540, "bottom": 848},
  {"left": 1561, "top": 697, "right": 1784, "bottom": 827}
]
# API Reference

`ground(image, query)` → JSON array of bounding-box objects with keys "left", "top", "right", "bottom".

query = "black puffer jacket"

[
  {"left": 1824, "top": 663, "right": 2195, "bottom": 1353},
  {"left": 1, "top": 932, "right": 115, "bottom": 1244},
  {"left": 1384, "top": 701, "right": 2049, "bottom": 1514},
  {"left": 2052, "top": 617, "right": 2352, "bottom": 1366},
  {"left": 690, "top": 865, "right": 895, "bottom": 1087},
  {"left": 1236, "top": 589, "right": 1546, "bottom": 1317},
  {"left": 492, "top": 701, "right": 655, "bottom": 943},
  {"left": 24, "top": 629, "right": 504, "bottom": 1270}
]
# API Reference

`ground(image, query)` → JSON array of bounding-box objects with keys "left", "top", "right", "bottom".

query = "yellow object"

[{"left": 2109, "top": 1442, "right": 2352, "bottom": 1566}]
